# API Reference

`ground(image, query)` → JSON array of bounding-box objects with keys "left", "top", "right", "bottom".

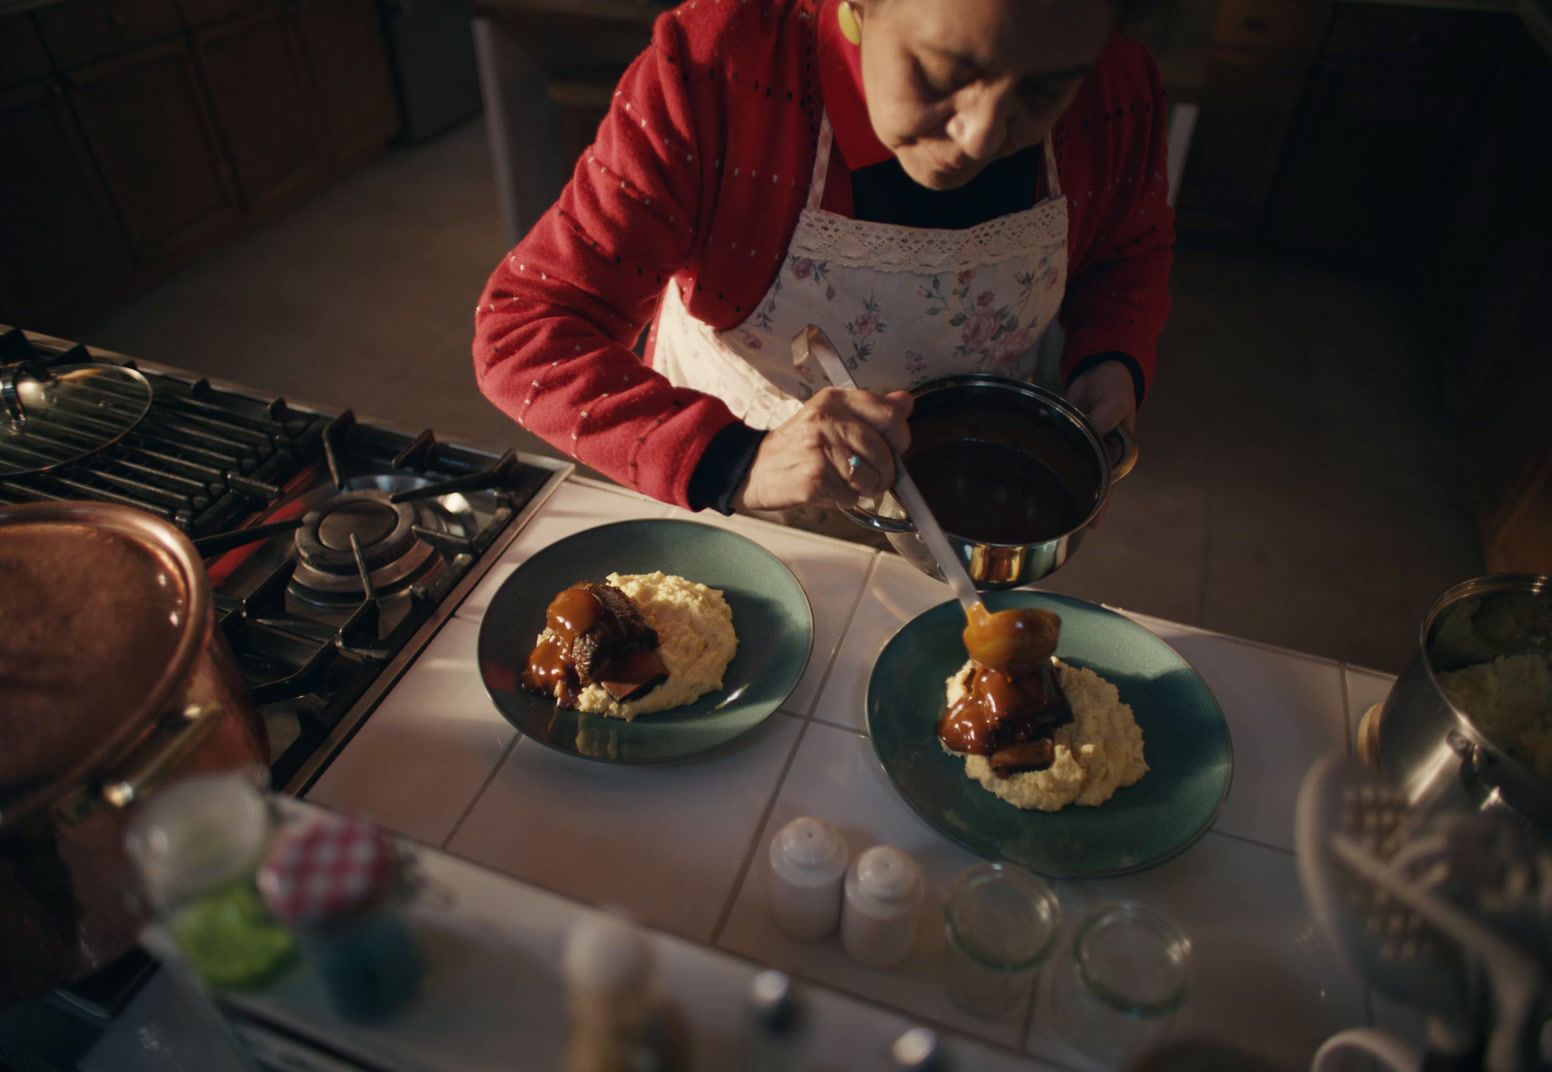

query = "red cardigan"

[{"left": 474, "top": 0, "right": 1174, "bottom": 509}]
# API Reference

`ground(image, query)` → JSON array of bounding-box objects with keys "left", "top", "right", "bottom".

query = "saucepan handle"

[
  {"left": 101, "top": 703, "right": 225, "bottom": 809},
  {"left": 840, "top": 496, "right": 915, "bottom": 534},
  {"left": 1105, "top": 424, "right": 1138, "bottom": 482}
]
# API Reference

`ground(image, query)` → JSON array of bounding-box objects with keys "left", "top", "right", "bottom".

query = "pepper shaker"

[
  {"left": 257, "top": 812, "right": 424, "bottom": 1022},
  {"left": 767, "top": 816, "right": 848, "bottom": 940},
  {"left": 841, "top": 845, "right": 924, "bottom": 968}
]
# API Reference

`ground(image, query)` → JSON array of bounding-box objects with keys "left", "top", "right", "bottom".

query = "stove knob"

[
  {"left": 891, "top": 1027, "right": 947, "bottom": 1071},
  {"left": 748, "top": 969, "right": 797, "bottom": 1033}
]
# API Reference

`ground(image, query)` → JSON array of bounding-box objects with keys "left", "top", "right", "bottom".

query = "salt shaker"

[
  {"left": 767, "top": 816, "right": 848, "bottom": 940},
  {"left": 841, "top": 845, "right": 924, "bottom": 968}
]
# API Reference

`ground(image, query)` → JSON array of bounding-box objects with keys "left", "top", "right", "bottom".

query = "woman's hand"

[
  {"left": 1065, "top": 360, "right": 1137, "bottom": 438},
  {"left": 734, "top": 387, "right": 913, "bottom": 511},
  {"left": 1066, "top": 360, "right": 1139, "bottom": 530}
]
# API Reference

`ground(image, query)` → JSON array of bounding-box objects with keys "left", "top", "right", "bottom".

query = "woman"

[{"left": 474, "top": 0, "right": 1171, "bottom": 527}]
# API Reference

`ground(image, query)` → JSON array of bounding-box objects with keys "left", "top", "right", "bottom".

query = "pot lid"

[
  {"left": 0, "top": 504, "right": 202, "bottom": 828},
  {"left": 0, "top": 362, "right": 152, "bottom": 477}
]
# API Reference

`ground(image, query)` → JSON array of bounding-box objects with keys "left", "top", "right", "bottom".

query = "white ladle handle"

[{"left": 792, "top": 325, "right": 982, "bottom": 615}]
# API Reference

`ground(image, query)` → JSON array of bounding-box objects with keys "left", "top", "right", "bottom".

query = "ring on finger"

[{"left": 846, "top": 453, "right": 862, "bottom": 474}]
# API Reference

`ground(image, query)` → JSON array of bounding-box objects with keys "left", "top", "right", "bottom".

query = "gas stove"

[
  {"left": 0, "top": 325, "right": 569, "bottom": 1041},
  {"left": 1, "top": 325, "right": 568, "bottom": 794}
]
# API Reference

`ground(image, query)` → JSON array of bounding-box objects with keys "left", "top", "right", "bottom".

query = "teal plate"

[
  {"left": 477, "top": 519, "right": 813, "bottom": 763},
  {"left": 867, "top": 590, "right": 1233, "bottom": 878}
]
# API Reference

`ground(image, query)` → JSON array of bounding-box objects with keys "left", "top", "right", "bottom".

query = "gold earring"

[{"left": 838, "top": 0, "right": 861, "bottom": 45}]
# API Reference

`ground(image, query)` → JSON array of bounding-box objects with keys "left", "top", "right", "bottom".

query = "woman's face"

[{"left": 855, "top": 0, "right": 1117, "bottom": 190}]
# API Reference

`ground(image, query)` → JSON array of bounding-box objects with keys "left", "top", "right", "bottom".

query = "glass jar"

[
  {"left": 1042, "top": 902, "right": 1191, "bottom": 1063},
  {"left": 941, "top": 863, "right": 1061, "bottom": 1019},
  {"left": 257, "top": 812, "right": 424, "bottom": 1022},
  {"left": 123, "top": 770, "right": 298, "bottom": 993}
]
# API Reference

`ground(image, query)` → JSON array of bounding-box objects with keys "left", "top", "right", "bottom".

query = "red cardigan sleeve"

[
  {"left": 472, "top": 13, "right": 737, "bottom": 508},
  {"left": 1057, "top": 37, "right": 1175, "bottom": 400}
]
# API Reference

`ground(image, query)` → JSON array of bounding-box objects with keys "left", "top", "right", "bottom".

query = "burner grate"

[{"left": 0, "top": 329, "right": 322, "bottom": 535}]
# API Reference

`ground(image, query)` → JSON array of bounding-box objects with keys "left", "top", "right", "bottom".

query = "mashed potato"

[
  {"left": 572, "top": 571, "right": 736, "bottom": 720},
  {"left": 944, "top": 659, "right": 1146, "bottom": 811},
  {"left": 1437, "top": 653, "right": 1552, "bottom": 779}
]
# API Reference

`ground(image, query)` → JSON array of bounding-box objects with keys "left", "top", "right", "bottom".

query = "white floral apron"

[{"left": 653, "top": 113, "right": 1070, "bottom": 431}]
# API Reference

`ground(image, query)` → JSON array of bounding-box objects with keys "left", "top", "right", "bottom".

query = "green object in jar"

[{"left": 172, "top": 879, "right": 297, "bottom": 990}]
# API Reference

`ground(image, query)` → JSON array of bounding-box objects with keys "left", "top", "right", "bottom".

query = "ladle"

[{"left": 791, "top": 325, "right": 1059, "bottom": 674}]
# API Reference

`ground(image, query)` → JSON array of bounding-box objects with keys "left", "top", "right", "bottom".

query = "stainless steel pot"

[
  {"left": 1369, "top": 574, "right": 1552, "bottom": 832},
  {"left": 842, "top": 374, "right": 1137, "bottom": 589},
  {"left": 0, "top": 502, "right": 269, "bottom": 1001}
]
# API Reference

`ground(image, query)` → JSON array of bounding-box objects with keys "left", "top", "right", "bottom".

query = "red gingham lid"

[{"left": 258, "top": 813, "right": 397, "bottom": 926}]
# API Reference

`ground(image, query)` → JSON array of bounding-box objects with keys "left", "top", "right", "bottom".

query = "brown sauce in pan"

[{"left": 906, "top": 440, "right": 1082, "bottom": 544}]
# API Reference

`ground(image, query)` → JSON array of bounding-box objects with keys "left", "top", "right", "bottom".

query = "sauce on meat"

[
  {"left": 520, "top": 582, "right": 667, "bottom": 707},
  {"left": 521, "top": 583, "right": 605, "bottom": 705},
  {"left": 962, "top": 603, "right": 1060, "bottom": 675},
  {"left": 938, "top": 605, "right": 1072, "bottom": 778}
]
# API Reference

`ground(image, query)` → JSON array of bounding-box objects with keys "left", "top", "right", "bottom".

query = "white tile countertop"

[
  {"left": 299, "top": 477, "right": 1407, "bottom": 1069},
  {"left": 117, "top": 476, "right": 1416, "bottom": 1070}
]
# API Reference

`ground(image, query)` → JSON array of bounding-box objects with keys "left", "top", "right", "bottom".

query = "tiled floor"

[{"left": 63, "top": 118, "right": 1483, "bottom": 673}]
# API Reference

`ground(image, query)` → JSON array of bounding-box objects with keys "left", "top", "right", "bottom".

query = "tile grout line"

[
  {"left": 1340, "top": 666, "right": 1355, "bottom": 758},
  {"left": 440, "top": 732, "right": 528, "bottom": 851},
  {"left": 708, "top": 717, "right": 812, "bottom": 946},
  {"left": 1196, "top": 429, "right": 1215, "bottom": 629},
  {"left": 708, "top": 556, "right": 881, "bottom": 944},
  {"left": 793, "top": 551, "right": 885, "bottom": 720},
  {"left": 808, "top": 711, "right": 868, "bottom": 736},
  {"left": 1206, "top": 825, "right": 1296, "bottom": 857}
]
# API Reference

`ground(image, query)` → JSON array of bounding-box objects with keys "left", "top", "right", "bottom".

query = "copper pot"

[{"left": 0, "top": 502, "right": 268, "bottom": 1001}]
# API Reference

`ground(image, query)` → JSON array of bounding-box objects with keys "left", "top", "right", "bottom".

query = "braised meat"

[
  {"left": 568, "top": 582, "right": 659, "bottom": 682},
  {"left": 521, "top": 582, "right": 667, "bottom": 707},
  {"left": 938, "top": 609, "right": 1073, "bottom": 779}
]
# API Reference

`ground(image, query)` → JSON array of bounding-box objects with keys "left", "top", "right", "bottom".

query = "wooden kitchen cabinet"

[
  {"left": 0, "top": 12, "right": 53, "bottom": 90},
  {"left": 1266, "top": 60, "right": 1478, "bottom": 261},
  {"left": 0, "top": 81, "right": 132, "bottom": 326},
  {"left": 0, "top": 0, "right": 404, "bottom": 330},
  {"left": 32, "top": 0, "right": 183, "bottom": 69},
  {"left": 1212, "top": 0, "right": 1330, "bottom": 54},
  {"left": 192, "top": 6, "right": 323, "bottom": 211},
  {"left": 66, "top": 39, "right": 241, "bottom": 268},
  {"left": 1416, "top": 26, "right": 1552, "bottom": 573},
  {"left": 1175, "top": 50, "right": 1310, "bottom": 236},
  {"left": 1175, "top": 0, "right": 1330, "bottom": 238},
  {"left": 1176, "top": 1, "right": 1515, "bottom": 264},
  {"left": 292, "top": 0, "right": 400, "bottom": 167}
]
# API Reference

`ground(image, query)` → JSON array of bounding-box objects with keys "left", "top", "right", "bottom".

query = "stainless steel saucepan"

[
  {"left": 841, "top": 374, "right": 1137, "bottom": 590},
  {"left": 1366, "top": 573, "right": 1552, "bottom": 834}
]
